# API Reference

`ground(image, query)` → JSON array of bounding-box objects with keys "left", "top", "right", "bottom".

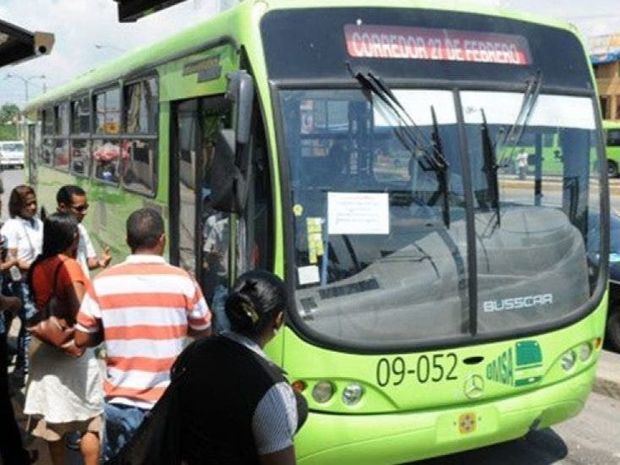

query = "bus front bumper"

[{"left": 295, "top": 365, "right": 595, "bottom": 465}]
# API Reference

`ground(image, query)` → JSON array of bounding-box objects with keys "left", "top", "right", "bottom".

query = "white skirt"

[{"left": 24, "top": 344, "right": 104, "bottom": 424}]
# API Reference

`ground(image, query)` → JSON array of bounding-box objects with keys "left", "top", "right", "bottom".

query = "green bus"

[
  {"left": 603, "top": 119, "right": 620, "bottom": 177},
  {"left": 24, "top": 1, "right": 609, "bottom": 464}
]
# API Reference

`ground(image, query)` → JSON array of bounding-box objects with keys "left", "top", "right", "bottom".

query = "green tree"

[{"left": 0, "top": 103, "right": 20, "bottom": 124}]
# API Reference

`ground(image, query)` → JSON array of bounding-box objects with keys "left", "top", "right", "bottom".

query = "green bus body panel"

[
  {"left": 284, "top": 298, "right": 607, "bottom": 464},
  {"left": 603, "top": 120, "right": 620, "bottom": 169},
  {"left": 24, "top": 1, "right": 605, "bottom": 464}
]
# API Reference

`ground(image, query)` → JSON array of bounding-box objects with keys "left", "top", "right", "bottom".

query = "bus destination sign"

[{"left": 344, "top": 24, "right": 532, "bottom": 65}]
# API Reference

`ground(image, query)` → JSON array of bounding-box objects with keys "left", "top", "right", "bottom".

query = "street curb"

[{"left": 593, "top": 350, "right": 620, "bottom": 400}]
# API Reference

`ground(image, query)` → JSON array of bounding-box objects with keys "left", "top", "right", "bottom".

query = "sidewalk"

[
  {"left": 499, "top": 175, "right": 620, "bottom": 196},
  {"left": 593, "top": 349, "right": 620, "bottom": 400}
]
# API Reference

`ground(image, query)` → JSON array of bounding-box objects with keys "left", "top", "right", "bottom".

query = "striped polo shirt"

[{"left": 76, "top": 254, "right": 211, "bottom": 409}]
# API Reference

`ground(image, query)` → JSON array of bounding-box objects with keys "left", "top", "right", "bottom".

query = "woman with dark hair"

[
  {"left": 173, "top": 270, "right": 307, "bottom": 465},
  {"left": 0, "top": 184, "right": 43, "bottom": 383},
  {"left": 23, "top": 213, "right": 103, "bottom": 465}
]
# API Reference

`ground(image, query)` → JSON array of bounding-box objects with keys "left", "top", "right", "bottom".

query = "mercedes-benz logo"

[{"left": 463, "top": 374, "right": 485, "bottom": 399}]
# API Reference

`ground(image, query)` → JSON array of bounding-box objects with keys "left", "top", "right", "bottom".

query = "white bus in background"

[{"left": 0, "top": 140, "right": 25, "bottom": 169}]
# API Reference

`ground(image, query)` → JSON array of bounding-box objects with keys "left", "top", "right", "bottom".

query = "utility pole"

[{"left": 4, "top": 73, "right": 46, "bottom": 103}]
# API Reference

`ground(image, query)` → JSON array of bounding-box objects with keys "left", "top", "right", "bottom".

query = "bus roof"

[{"left": 25, "top": 0, "right": 580, "bottom": 112}]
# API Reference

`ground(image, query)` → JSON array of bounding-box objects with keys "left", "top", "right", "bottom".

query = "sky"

[{"left": 0, "top": 0, "right": 619, "bottom": 107}]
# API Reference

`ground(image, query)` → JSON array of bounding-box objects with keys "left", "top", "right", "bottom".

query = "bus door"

[{"left": 170, "top": 96, "right": 232, "bottom": 308}]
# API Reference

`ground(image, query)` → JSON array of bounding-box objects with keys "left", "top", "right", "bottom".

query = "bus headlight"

[
  {"left": 561, "top": 350, "right": 577, "bottom": 371},
  {"left": 578, "top": 343, "right": 592, "bottom": 362},
  {"left": 312, "top": 381, "right": 335, "bottom": 403},
  {"left": 342, "top": 383, "right": 364, "bottom": 406}
]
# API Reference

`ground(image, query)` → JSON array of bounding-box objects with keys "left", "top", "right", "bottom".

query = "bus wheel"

[
  {"left": 609, "top": 160, "right": 619, "bottom": 178},
  {"left": 607, "top": 307, "right": 620, "bottom": 352}
]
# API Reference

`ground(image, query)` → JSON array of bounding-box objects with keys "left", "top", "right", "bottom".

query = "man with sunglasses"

[{"left": 57, "top": 185, "right": 112, "bottom": 275}]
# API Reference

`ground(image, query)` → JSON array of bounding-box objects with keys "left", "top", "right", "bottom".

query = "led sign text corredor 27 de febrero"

[{"left": 344, "top": 24, "right": 532, "bottom": 65}]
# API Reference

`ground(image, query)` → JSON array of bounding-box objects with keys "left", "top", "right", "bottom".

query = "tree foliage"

[{"left": 0, "top": 103, "right": 20, "bottom": 124}]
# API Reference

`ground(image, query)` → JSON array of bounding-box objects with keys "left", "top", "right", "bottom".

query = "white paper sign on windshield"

[{"left": 328, "top": 192, "right": 390, "bottom": 235}]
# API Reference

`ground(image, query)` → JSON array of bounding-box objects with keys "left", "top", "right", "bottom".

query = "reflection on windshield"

[
  {"left": 283, "top": 89, "right": 469, "bottom": 346},
  {"left": 280, "top": 89, "right": 604, "bottom": 349}
]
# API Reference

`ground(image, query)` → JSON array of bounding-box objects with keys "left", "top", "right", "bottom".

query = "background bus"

[
  {"left": 24, "top": 1, "right": 609, "bottom": 464},
  {"left": 603, "top": 119, "right": 620, "bottom": 177}
]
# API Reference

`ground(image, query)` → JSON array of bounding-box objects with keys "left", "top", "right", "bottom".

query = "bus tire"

[
  {"left": 606, "top": 307, "right": 620, "bottom": 352},
  {"left": 608, "top": 160, "right": 619, "bottom": 178}
]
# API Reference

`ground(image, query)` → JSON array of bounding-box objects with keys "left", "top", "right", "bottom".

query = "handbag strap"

[{"left": 42, "top": 258, "right": 65, "bottom": 320}]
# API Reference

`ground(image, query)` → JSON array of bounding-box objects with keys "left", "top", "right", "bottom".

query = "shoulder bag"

[{"left": 27, "top": 259, "right": 84, "bottom": 357}]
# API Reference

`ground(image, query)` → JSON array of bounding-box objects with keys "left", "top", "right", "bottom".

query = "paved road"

[{"left": 411, "top": 393, "right": 620, "bottom": 465}]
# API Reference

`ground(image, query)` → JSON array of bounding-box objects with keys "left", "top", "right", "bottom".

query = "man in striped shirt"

[{"left": 76, "top": 208, "right": 211, "bottom": 461}]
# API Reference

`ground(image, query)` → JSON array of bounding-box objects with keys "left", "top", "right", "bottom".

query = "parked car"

[{"left": 0, "top": 140, "right": 25, "bottom": 169}]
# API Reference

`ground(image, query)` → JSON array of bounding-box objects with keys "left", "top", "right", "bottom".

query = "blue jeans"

[
  {"left": 103, "top": 402, "right": 149, "bottom": 461},
  {"left": 10, "top": 282, "right": 36, "bottom": 374}
]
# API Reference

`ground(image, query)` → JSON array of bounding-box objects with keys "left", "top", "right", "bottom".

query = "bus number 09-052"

[{"left": 376, "top": 354, "right": 458, "bottom": 387}]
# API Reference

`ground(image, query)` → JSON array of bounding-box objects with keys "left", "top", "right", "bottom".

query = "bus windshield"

[{"left": 280, "top": 88, "right": 603, "bottom": 349}]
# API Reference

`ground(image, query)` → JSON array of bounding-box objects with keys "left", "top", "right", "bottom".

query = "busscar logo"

[
  {"left": 482, "top": 293, "right": 553, "bottom": 313},
  {"left": 486, "top": 340, "right": 543, "bottom": 388}
]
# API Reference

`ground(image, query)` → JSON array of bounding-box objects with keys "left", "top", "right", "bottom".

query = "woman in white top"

[{"left": 0, "top": 185, "right": 43, "bottom": 380}]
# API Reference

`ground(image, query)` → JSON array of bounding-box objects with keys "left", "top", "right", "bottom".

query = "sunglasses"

[{"left": 72, "top": 203, "right": 89, "bottom": 213}]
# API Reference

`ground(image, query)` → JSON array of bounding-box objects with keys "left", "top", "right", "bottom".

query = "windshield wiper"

[
  {"left": 496, "top": 70, "right": 543, "bottom": 167},
  {"left": 351, "top": 68, "right": 450, "bottom": 227},
  {"left": 430, "top": 106, "right": 450, "bottom": 228},
  {"left": 480, "top": 109, "right": 501, "bottom": 229}
]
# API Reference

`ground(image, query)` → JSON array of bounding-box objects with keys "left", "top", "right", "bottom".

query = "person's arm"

[
  {"left": 188, "top": 326, "right": 212, "bottom": 338},
  {"left": 253, "top": 383, "right": 299, "bottom": 465},
  {"left": 74, "top": 279, "right": 104, "bottom": 348},
  {"left": 75, "top": 321, "right": 103, "bottom": 347},
  {"left": 186, "top": 279, "right": 212, "bottom": 338},
  {"left": 0, "top": 255, "right": 18, "bottom": 271},
  {"left": 87, "top": 246, "right": 112, "bottom": 270}
]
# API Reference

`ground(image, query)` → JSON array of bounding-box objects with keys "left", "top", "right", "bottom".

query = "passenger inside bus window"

[
  {"left": 92, "top": 140, "right": 121, "bottom": 183},
  {"left": 200, "top": 112, "right": 231, "bottom": 332}
]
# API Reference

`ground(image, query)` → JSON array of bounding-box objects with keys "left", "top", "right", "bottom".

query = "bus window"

[
  {"left": 94, "top": 87, "right": 121, "bottom": 135},
  {"left": 174, "top": 99, "right": 198, "bottom": 276},
  {"left": 56, "top": 102, "right": 70, "bottom": 136},
  {"left": 461, "top": 91, "right": 600, "bottom": 333},
  {"left": 40, "top": 108, "right": 54, "bottom": 166},
  {"left": 121, "top": 139, "right": 157, "bottom": 195},
  {"left": 71, "top": 139, "right": 90, "bottom": 176},
  {"left": 608, "top": 129, "right": 620, "bottom": 146},
  {"left": 53, "top": 139, "right": 70, "bottom": 171},
  {"left": 92, "top": 139, "right": 122, "bottom": 184},
  {"left": 281, "top": 89, "right": 469, "bottom": 345},
  {"left": 124, "top": 77, "right": 158, "bottom": 134},
  {"left": 71, "top": 95, "right": 90, "bottom": 135}
]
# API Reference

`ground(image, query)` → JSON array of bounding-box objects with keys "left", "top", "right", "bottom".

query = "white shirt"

[
  {"left": 1, "top": 217, "right": 43, "bottom": 264},
  {"left": 77, "top": 223, "right": 97, "bottom": 275},
  {"left": 516, "top": 151, "right": 529, "bottom": 168}
]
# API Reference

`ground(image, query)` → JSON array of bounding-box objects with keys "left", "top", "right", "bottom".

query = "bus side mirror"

[
  {"left": 210, "top": 129, "right": 246, "bottom": 213},
  {"left": 210, "top": 70, "right": 254, "bottom": 213},
  {"left": 226, "top": 70, "right": 254, "bottom": 145}
]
